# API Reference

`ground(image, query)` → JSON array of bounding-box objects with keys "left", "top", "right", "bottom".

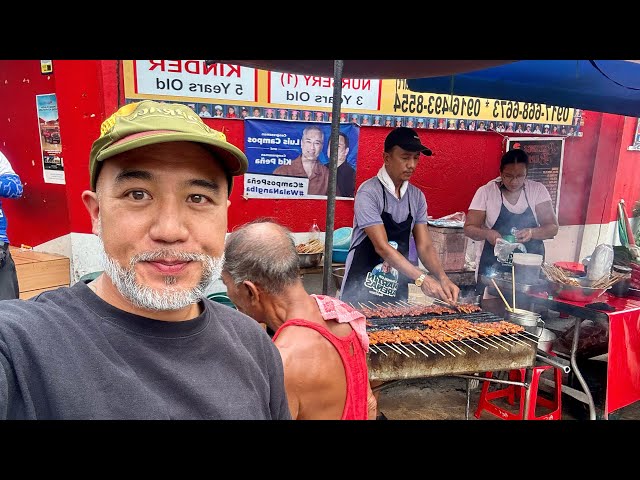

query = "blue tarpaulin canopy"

[{"left": 407, "top": 60, "right": 640, "bottom": 118}]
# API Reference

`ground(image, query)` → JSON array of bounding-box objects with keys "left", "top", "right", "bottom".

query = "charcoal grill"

[{"left": 364, "top": 305, "right": 538, "bottom": 382}]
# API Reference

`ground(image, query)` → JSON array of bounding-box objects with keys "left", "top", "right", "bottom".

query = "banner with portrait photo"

[{"left": 243, "top": 119, "right": 359, "bottom": 200}]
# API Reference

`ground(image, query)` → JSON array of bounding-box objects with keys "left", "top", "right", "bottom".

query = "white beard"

[{"left": 96, "top": 218, "right": 223, "bottom": 311}]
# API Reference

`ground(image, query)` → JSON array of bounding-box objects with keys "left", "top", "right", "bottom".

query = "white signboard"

[
  {"left": 268, "top": 70, "right": 380, "bottom": 111},
  {"left": 133, "top": 60, "right": 257, "bottom": 101}
]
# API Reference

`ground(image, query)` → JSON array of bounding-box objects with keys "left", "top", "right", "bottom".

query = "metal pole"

[{"left": 322, "top": 59, "right": 344, "bottom": 294}]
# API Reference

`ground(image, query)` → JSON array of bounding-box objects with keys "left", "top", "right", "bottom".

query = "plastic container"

[
  {"left": 332, "top": 247, "right": 349, "bottom": 263},
  {"left": 512, "top": 253, "right": 543, "bottom": 284},
  {"left": 332, "top": 227, "right": 352, "bottom": 249}
]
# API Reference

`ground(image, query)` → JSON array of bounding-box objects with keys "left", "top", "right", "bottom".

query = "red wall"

[
  {"left": 1, "top": 60, "right": 637, "bottom": 248},
  {"left": 0, "top": 60, "right": 70, "bottom": 247}
]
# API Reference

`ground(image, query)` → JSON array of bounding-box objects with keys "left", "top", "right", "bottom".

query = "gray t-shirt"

[
  {"left": 341, "top": 177, "right": 428, "bottom": 293},
  {"left": 0, "top": 282, "right": 291, "bottom": 420}
]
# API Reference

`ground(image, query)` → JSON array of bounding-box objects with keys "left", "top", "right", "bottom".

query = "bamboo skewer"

[
  {"left": 491, "top": 278, "right": 513, "bottom": 312},
  {"left": 465, "top": 325, "right": 507, "bottom": 350},
  {"left": 449, "top": 328, "right": 491, "bottom": 350},
  {"left": 398, "top": 343, "right": 416, "bottom": 356},
  {"left": 504, "top": 333, "right": 529, "bottom": 347},
  {"left": 441, "top": 326, "right": 481, "bottom": 354},
  {"left": 410, "top": 344, "right": 429, "bottom": 357},
  {"left": 419, "top": 342, "right": 439, "bottom": 355}
]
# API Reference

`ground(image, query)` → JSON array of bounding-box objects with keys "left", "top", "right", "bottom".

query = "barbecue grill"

[{"left": 359, "top": 301, "right": 538, "bottom": 382}]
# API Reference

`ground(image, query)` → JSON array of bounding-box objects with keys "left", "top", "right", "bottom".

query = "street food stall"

[
  {"left": 527, "top": 290, "right": 640, "bottom": 420},
  {"left": 481, "top": 257, "right": 640, "bottom": 420}
]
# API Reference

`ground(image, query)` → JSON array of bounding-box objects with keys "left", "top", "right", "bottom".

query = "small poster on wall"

[
  {"left": 506, "top": 137, "right": 565, "bottom": 214},
  {"left": 628, "top": 118, "right": 640, "bottom": 151},
  {"left": 36, "top": 93, "right": 65, "bottom": 184}
]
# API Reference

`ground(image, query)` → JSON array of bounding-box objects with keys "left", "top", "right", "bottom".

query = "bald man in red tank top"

[{"left": 222, "top": 219, "right": 375, "bottom": 420}]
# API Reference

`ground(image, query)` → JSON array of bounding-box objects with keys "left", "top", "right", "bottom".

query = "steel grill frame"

[{"left": 365, "top": 309, "right": 538, "bottom": 382}]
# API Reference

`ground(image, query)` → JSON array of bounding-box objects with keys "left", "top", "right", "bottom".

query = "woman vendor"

[{"left": 464, "top": 148, "right": 559, "bottom": 297}]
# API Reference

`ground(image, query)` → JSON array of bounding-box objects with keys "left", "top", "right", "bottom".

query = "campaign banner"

[{"left": 243, "top": 119, "right": 359, "bottom": 200}]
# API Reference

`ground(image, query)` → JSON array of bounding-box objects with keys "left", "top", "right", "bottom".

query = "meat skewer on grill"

[
  {"left": 392, "top": 329, "right": 430, "bottom": 356},
  {"left": 412, "top": 329, "right": 458, "bottom": 356},
  {"left": 422, "top": 319, "right": 502, "bottom": 350},
  {"left": 436, "top": 325, "right": 481, "bottom": 354},
  {"left": 368, "top": 331, "right": 412, "bottom": 357},
  {"left": 400, "top": 299, "right": 482, "bottom": 315}
]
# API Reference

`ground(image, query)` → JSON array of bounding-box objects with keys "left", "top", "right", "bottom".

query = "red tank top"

[{"left": 272, "top": 319, "right": 369, "bottom": 420}]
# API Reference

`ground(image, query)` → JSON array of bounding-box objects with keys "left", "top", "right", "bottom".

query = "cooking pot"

[
  {"left": 506, "top": 307, "right": 544, "bottom": 335},
  {"left": 537, "top": 328, "right": 557, "bottom": 353}
]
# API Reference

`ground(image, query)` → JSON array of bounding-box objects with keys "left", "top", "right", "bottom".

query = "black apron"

[
  {"left": 341, "top": 179, "right": 413, "bottom": 305},
  {"left": 476, "top": 186, "right": 545, "bottom": 294}
]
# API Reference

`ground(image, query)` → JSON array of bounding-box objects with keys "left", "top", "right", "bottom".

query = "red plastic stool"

[{"left": 474, "top": 359, "right": 563, "bottom": 420}]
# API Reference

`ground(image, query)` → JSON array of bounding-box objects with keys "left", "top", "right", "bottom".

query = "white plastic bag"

[
  {"left": 427, "top": 211, "right": 466, "bottom": 228},
  {"left": 586, "top": 244, "right": 614, "bottom": 281},
  {"left": 494, "top": 238, "right": 527, "bottom": 264}
]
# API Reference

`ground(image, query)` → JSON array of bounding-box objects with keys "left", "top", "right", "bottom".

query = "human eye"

[
  {"left": 126, "top": 190, "right": 151, "bottom": 201},
  {"left": 188, "top": 194, "right": 212, "bottom": 204}
]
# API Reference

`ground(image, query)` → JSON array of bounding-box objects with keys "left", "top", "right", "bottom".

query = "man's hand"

[
  {"left": 420, "top": 275, "right": 446, "bottom": 301},
  {"left": 486, "top": 229, "right": 502, "bottom": 246},
  {"left": 515, "top": 227, "right": 534, "bottom": 243},
  {"left": 439, "top": 276, "right": 460, "bottom": 304},
  {"left": 420, "top": 275, "right": 459, "bottom": 304}
]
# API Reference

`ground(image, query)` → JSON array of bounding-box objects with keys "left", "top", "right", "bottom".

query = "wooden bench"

[{"left": 9, "top": 246, "right": 70, "bottom": 299}]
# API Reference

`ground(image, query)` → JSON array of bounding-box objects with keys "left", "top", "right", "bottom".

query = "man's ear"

[
  {"left": 243, "top": 280, "right": 261, "bottom": 306},
  {"left": 81, "top": 190, "right": 101, "bottom": 236}
]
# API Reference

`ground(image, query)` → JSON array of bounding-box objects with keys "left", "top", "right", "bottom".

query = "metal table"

[{"left": 526, "top": 291, "right": 640, "bottom": 420}]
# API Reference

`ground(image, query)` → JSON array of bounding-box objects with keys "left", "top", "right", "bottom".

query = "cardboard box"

[
  {"left": 9, "top": 247, "right": 70, "bottom": 299},
  {"left": 428, "top": 225, "right": 467, "bottom": 271}
]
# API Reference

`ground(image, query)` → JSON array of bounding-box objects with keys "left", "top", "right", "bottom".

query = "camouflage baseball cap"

[{"left": 89, "top": 100, "right": 248, "bottom": 191}]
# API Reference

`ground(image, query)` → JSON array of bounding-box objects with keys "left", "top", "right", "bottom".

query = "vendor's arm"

[
  {"left": 464, "top": 209, "right": 502, "bottom": 245},
  {"left": 514, "top": 200, "right": 559, "bottom": 243},
  {"left": 413, "top": 223, "right": 460, "bottom": 303}
]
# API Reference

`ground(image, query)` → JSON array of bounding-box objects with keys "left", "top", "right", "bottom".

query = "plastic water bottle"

[
  {"left": 309, "top": 219, "right": 321, "bottom": 242},
  {"left": 503, "top": 227, "right": 517, "bottom": 243}
]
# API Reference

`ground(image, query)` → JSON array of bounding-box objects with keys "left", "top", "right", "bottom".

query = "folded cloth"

[{"left": 311, "top": 294, "right": 369, "bottom": 352}]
